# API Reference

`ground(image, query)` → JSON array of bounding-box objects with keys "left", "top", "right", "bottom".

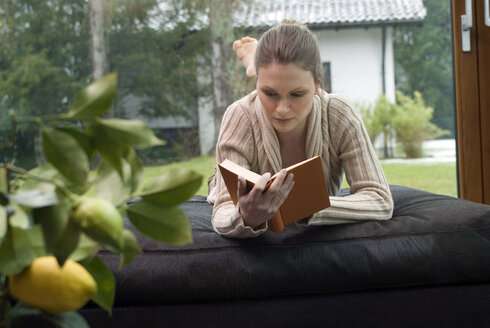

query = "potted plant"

[{"left": 0, "top": 73, "right": 202, "bottom": 327}]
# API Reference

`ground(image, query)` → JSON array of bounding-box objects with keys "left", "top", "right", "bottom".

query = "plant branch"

[
  {"left": 5, "top": 164, "right": 79, "bottom": 204},
  {"left": 7, "top": 110, "right": 17, "bottom": 166},
  {"left": 15, "top": 114, "right": 64, "bottom": 123}
]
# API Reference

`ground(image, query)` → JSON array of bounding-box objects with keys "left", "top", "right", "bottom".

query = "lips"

[{"left": 274, "top": 118, "right": 293, "bottom": 123}]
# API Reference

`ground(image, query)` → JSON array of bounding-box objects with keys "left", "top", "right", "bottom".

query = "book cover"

[{"left": 218, "top": 156, "right": 330, "bottom": 233}]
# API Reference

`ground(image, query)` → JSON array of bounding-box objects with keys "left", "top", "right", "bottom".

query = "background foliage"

[
  {"left": 0, "top": 72, "right": 202, "bottom": 327},
  {"left": 1, "top": 0, "right": 454, "bottom": 163},
  {"left": 0, "top": 0, "right": 211, "bottom": 167},
  {"left": 393, "top": 0, "right": 454, "bottom": 136},
  {"left": 360, "top": 91, "right": 449, "bottom": 159}
]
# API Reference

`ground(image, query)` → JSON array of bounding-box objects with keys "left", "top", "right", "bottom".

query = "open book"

[{"left": 218, "top": 156, "right": 330, "bottom": 233}]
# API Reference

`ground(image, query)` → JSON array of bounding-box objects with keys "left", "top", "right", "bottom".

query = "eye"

[
  {"left": 291, "top": 92, "right": 304, "bottom": 98},
  {"left": 264, "top": 91, "right": 277, "bottom": 97}
]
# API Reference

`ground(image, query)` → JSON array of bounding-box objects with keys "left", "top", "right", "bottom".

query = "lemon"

[
  {"left": 9, "top": 256, "right": 97, "bottom": 313},
  {"left": 72, "top": 197, "right": 123, "bottom": 249}
]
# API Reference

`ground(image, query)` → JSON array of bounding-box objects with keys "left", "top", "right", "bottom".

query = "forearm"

[
  {"left": 212, "top": 202, "right": 268, "bottom": 238},
  {"left": 306, "top": 185, "right": 393, "bottom": 225}
]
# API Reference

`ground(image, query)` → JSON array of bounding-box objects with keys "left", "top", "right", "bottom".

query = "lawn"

[
  {"left": 380, "top": 162, "right": 457, "bottom": 197},
  {"left": 144, "top": 156, "right": 458, "bottom": 198}
]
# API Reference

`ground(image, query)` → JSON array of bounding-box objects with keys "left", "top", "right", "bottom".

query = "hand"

[{"left": 237, "top": 169, "right": 295, "bottom": 229}]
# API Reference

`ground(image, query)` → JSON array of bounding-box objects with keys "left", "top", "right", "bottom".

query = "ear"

[{"left": 314, "top": 80, "right": 321, "bottom": 95}]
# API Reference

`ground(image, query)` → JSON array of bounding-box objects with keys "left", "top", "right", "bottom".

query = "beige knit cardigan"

[{"left": 207, "top": 90, "right": 393, "bottom": 238}]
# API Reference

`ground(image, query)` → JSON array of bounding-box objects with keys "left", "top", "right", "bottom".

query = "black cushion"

[{"left": 97, "top": 186, "right": 490, "bottom": 306}]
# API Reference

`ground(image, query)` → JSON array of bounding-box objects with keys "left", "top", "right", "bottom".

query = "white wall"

[
  {"left": 121, "top": 94, "right": 195, "bottom": 129},
  {"left": 314, "top": 26, "right": 395, "bottom": 104},
  {"left": 196, "top": 26, "right": 398, "bottom": 155}
]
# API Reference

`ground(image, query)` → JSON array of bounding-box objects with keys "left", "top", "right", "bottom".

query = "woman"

[{"left": 207, "top": 20, "right": 393, "bottom": 238}]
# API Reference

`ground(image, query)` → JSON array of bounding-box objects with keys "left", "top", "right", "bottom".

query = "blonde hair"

[{"left": 255, "top": 19, "right": 323, "bottom": 86}]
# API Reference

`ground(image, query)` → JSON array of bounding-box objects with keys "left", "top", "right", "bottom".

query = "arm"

[
  {"left": 211, "top": 101, "right": 294, "bottom": 237},
  {"left": 305, "top": 95, "right": 393, "bottom": 225}
]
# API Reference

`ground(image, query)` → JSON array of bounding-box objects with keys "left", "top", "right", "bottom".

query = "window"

[{"left": 322, "top": 62, "right": 332, "bottom": 93}]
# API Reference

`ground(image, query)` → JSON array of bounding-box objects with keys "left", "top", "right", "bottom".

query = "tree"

[
  {"left": 89, "top": 0, "right": 108, "bottom": 80},
  {"left": 0, "top": 0, "right": 91, "bottom": 118},
  {"left": 207, "top": 0, "right": 235, "bottom": 151},
  {"left": 393, "top": 0, "right": 454, "bottom": 136},
  {"left": 0, "top": 0, "right": 210, "bottom": 165},
  {"left": 109, "top": 0, "right": 209, "bottom": 120}
]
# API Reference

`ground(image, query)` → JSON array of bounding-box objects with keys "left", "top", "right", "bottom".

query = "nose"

[{"left": 275, "top": 99, "right": 289, "bottom": 115}]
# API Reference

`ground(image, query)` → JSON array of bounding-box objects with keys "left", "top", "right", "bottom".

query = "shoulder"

[
  {"left": 324, "top": 92, "right": 363, "bottom": 127},
  {"left": 222, "top": 91, "right": 257, "bottom": 126}
]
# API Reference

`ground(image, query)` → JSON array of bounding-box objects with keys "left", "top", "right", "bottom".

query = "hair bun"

[{"left": 280, "top": 19, "right": 304, "bottom": 25}]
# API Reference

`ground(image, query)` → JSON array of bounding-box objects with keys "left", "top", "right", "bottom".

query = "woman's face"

[{"left": 257, "top": 62, "right": 318, "bottom": 136}]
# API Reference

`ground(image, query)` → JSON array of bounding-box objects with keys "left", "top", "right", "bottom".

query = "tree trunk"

[
  {"left": 89, "top": 0, "right": 113, "bottom": 120},
  {"left": 208, "top": 0, "right": 234, "bottom": 152},
  {"left": 89, "top": 0, "right": 107, "bottom": 80}
]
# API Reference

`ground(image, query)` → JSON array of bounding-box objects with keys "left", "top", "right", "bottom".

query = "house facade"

[{"left": 198, "top": 0, "right": 426, "bottom": 155}]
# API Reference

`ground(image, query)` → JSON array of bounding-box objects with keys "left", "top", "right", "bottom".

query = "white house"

[{"left": 198, "top": 0, "right": 427, "bottom": 155}]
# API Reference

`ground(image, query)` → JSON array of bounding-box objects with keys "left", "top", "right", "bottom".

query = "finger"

[
  {"left": 268, "top": 170, "right": 288, "bottom": 192},
  {"left": 285, "top": 177, "right": 295, "bottom": 194},
  {"left": 285, "top": 172, "right": 295, "bottom": 186},
  {"left": 253, "top": 172, "right": 271, "bottom": 192},
  {"left": 237, "top": 175, "right": 247, "bottom": 198}
]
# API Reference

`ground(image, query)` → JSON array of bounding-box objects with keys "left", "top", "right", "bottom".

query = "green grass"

[
  {"left": 380, "top": 162, "right": 457, "bottom": 197},
  {"left": 144, "top": 156, "right": 458, "bottom": 198},
  {"left": 143, "top": 156, "right": 217, "bottom": 196}
]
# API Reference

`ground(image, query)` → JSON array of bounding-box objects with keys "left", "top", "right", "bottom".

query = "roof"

[{"left": 235, "top": 0, "right": 427, "bottom": 28}]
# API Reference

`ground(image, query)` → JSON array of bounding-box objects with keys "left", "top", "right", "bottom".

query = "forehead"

[{"left": 257, "top": 62, "right": 315, "bottom": 90}]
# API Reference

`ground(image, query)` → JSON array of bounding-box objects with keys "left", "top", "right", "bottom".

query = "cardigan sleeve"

[
  {"left": 208, "top": 101, "right": 268, "bottom": 238},
  {"left": 305, "top": 95, "right": 394, "bottom": 225}
]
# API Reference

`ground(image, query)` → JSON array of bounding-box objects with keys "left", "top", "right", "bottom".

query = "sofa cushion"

[{"left": 97, "top": 186, "right": 490, "bottom": 306}]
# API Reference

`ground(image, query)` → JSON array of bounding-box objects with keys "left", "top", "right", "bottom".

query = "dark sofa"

[{"left": 81, "top": 186, "right": 490, "bottom": 327}]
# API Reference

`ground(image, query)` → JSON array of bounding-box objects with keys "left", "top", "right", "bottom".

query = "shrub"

[
  {"left": 392, "top": 91, "right": 449, "bottom": 158},
  {"left": 358, "top": 94, "right": 396, "bottom": 158}
]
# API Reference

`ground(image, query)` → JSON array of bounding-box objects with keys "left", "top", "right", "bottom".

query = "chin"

[{"left": 272, "top": 123, "right": 294, "bottom": 134}]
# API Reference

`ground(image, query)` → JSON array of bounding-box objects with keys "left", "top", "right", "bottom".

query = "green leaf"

[
  {"left": 0, "top": 227, "right": 37, "bottom": 275},
  {"left": 118, "top": 229, "right": 142, "bottom": 269},
  {"left": 9, "top": 189, "right": 57, "bottom": 208},
  {"left": 33, "top": 201, "right": 80, "bottom": 266},
  {"left": 55, "top": 127, "right": 95, "bottom": 161},
  {"left": 95, "top": 160, "right": 131, "bottom": 207},
  {"left": 0, "top": 206, "right": 6, "bottom": 242},
  {"left": 3, "top": 303, "right": 88, "bottom": 328},
  {"left": 17, "top": 163, "right": 90, "bottom": 196},
  {"left": 43, "top": 311, "right": 90, "bottom": 328},
  {"left": 95, "top": 148, "right": 144, "bottom": 206},
  {"left": 69, "top": 233, "right": 99, "bottom": 262},
  {"left": 137, "top": 168, "right": 202, "bottom": 206},
  {"left": 95, "top": 118, "right": 165, "bottom": 149},
  {"left": 127, "top": 200, "right": 192, "bottom": 245},
  {"left": 9, "top": 203, "right": 30, "bottom": 229},
  {"left": 0, "top": 167, "right": 7, "bottom": 192},
  {"left": 0, "top": 192, "right": 8, "bottom": 206},
  {"left": 63, "top": 72, "right": 117, "bottom": 119},
  {"left": 15, "top": 164, "right": 58, "bottom": 194},
  {"left": 90, "top": 123, "right": 125, "bottom": 176},
  {"left": 26, "top": 225, "right": 48, "bottom": 258},
  {"left": 82, "top": 256, "right": 115, "bottom": 316},
  {"left": 124, "top": 147, "right": 145, "bottom": 194},
  {"left": 41, "top": 126, "right": 89, "bottom": 185},
  {"left": 5, "top": 302, "right": 42, "bottom": 327}
]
